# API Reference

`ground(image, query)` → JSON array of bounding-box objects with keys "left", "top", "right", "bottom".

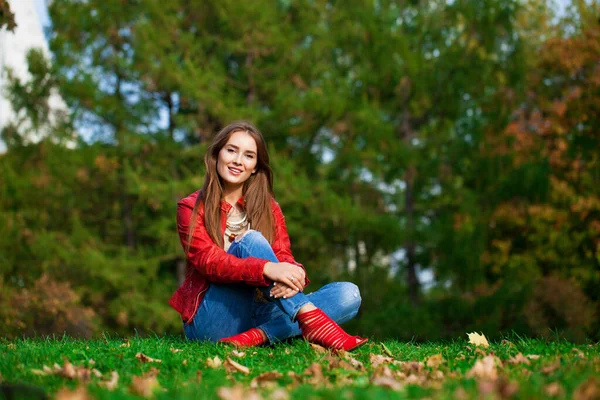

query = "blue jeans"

[{"left": 183, "top": 230, "right": 362, "bottom": 344}]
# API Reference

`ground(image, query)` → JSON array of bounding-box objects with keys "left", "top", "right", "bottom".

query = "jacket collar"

[{"left": 220, "top": 196, "right": 246, "bottom": 213}]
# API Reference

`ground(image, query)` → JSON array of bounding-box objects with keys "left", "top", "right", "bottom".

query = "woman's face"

[{"left": 217, "top": 130, "right": 258, "bottom": 190}]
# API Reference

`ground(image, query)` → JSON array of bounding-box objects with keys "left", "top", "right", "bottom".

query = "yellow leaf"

[
  {"left": 224, "top": 357, "right": 250, "bottom": 375},
  {"left": 426, "top": 354, "right": 444, "bottom": 368},
  {"left": 206, "top": 356, "right": 222, "bottom": 369},
  {"left": 467, "top": 332, "right": 490, "bottom": 348},
  {"left": 135, "top": 353, "right": 162, "bottom": 363}
]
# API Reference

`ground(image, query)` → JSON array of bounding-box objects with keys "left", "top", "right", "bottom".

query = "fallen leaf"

[
  {"left": 120, "top": 339, "right": 131, "bottom": 348},
  {"left": 466, "top": 355, "right": 499, "bottom": 380},
  {"left": 574, "top": 377, "right": 600, "bottom": 400},
  {"left": 217, "top": 384, "right": 262, "bottom": 400},
  {"left": 55, "top": 386, "right": 92, "bottom": 400},
  {"left": 369, "top": 354, "right": 394, "bottom": 367},
  {"left": 467, "top": 332, "right": 490, "bottom": 348},
  {"left": 206, "top": 356, "right": 222, "bottom": 369},
  {"left": 88, "top": 359, "right": 95, "bottom": 365},
  {"left": 372, "top": 375, "right": 403, "bottom": 390},
  {"left": 430, "top": 370, "right": 445, "bottom": 380},
  {"left": 231, "top": 350, "right": 246, "bottom": 358},
  {"left": 182, "top": 359, "right": 188, "bottom": 366},
  {"left": 91, "top": 369, "right": 103, "bottom": 378},
  {"left": 170, "top": 347, "right": 183, "bottom": 354},
  {"left": 542, "top": 360, "right": 561, "bottom": 375},
  {"left": 130, "top": 372, "right": 161, "bottom": 398},
  {"left": 545, "top": 382, "right": 563, "bottom": 397},
  {"left": 270, "top": 388, "right": 289, "bottom": 400},
  {"left": 250, "top": 371, "right": 283, "bottom": 388},
  {"left": 426, "top": 354, "right": 443, "bottom": 368},
  {"left": 526, "top": 354, "right": 540, "bottom": 360},
  {"left": 98, "top": 371, "right": 119, "bottom": 391},
  {"left": 224, "top": 357, "right": 250, "bottom": 375},
  {"left": 508, "top": 352, "right": 530, "bottom": 365},
  {"left": 572, "top": 348, "right": 586, "bottom": 359},
  {"left": 136, "top": 353, "right": 162, "bottom": 363},
  {"left": 501, "top": 339, "right": 515, "bottom": 348},
  {"left": 303, "top": 363, "right": 326, "bottom": 385},
  {"left": 382, "top": 343, "right": 394, "bottom": 357},
  {"left": 309, "top": 343, "right": 328, "bottom": 353},
  {"left": 398, "top": 361, "right": 424, "bottom": 375},
  {"left": 456, "top": 354, "right": 466, "bottom": 361}
]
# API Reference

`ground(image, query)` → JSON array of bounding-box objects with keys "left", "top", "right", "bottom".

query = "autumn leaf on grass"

[
  {"left": 218, "top": 384, "right": 262, "bottom": 400},
  {"left": 467, "top": 332, "right": 490, "bottom": 348},
  {"left": 135, "top": 352, "right": 162, "bottom": 363},
  {"left": 224, "top": 357, "right": 250, "bottom": 375},
  {"left": 426, "top": 354, "right": 444, "bottom": 368},
  {"left": 309, "top": 343, "right": 328, "bottom": 353},
  {"left": 382, "top": 343, "right": 394, "bottom": 357},
  {"left": 467, "top": 355, "right": 499, "bottom": 381},
  {"left": 339, "top": 351, "right": 365, "bottom": 371},
  {"left": 98, "top": 371, "right": 119, "bottom": 391},
  {"left": 369, "top": 354, "right": 394, "bottom": 368},
  {"left": 231, "top": 350, "right": 246, "bottom": 358},
  {"left": 130, "top": 372, "right": 162, "bottom": 398},
  {"left": 55, "top": 386, "right": 92, "bottom": 400},
  {"left": 206, "top": 356, "right": 222, "bottom": 369},
  {"left": 508, "top": 353, "right": 530, "bottom": 365},
  {"left": 169, "top": 347, "right": 183, "bottom": 354},
  {"left": 303, "top": 363, "right": 326, "bottom": 386},
  {"left": 526, "top": 354, "right": 540, "bottom": 360},
  {"left": 250, "top": 371, "right": 283, "bottom": 389},
  {"left": 372, "top": 375, "right": 403, "bottom": 391}
]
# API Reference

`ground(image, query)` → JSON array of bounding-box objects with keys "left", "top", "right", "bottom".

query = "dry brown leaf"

[
  {"left": 426, "top": 354, "right": 444, "bottom": 368},
  {"left": 55, "top": 386, "right": 92, "bottom": 400},
  {"left": 574, "top": 377, "right": 600, "bottom": 400},
  {"left": 135, "top": 352, "right": 162, "bottom": 363},
  {"left": 269, "top": 388, "right": 289, "bottom": 400},
  {"left": 91, "top": 369, "right": 103, "bottom": 378},
  {"left": 404, "top": 374, "right": 426, "bottom": 386},
  {"left": 456, "top": 354, "right": 466, "bottom": 361},
  {"left": 542, "top": 360, "right": 561, "bottom": 375},
  {"left": 170, "top": 347, "right": 183, "bottom": 354},
  {"left": 98, "top": 371, "right": 119, "bottom": 391},
  {"left": 224, "top": 357, "right": 250, "bottom": 375},
  {"left": 88, "top": 359, "right": 95, "bottom": 366},
  {"left": 250, "top": 371, "right": 283, "bottom": 388},
  {"left": 398, "top": 361, "right": 425, "bottom": 375},
  {"left": 526, "top": 354, "right": 540, "bottom": 360},
  {"left": 231, "top": 350, "right": 246, "bottom": 358},
  {"left": 467, "top": 332, "right": 490, "bottom": 348},
  {"left": 369, "top": 354, "right": 394, "bottom": 367},
  {"left": 303, "top": 363, "right": 326, "bottom": 385},
  {"left": 466, "top": 355, "right": 499, "bottom": 380},
  {"left": 206, "top": 356, "right": 223, "bottom": 369},
  {"left": 62, "top": 360, "right": 77, "bottom": 379},
  {"left": 501, "top": 339, "right": 515, "bottom": 348},
  {"left": 430, "top": 370, "right": 444, "bottom": 380},
  {"left": 508, "top": 352, "right": 531, "bottom": 365},
  {"left": 572, "top": 348, "right": 586, "bottom": 359},
  {"left": 545, "top": 382, "right": 564, "bottom": 397},
  {"left": 130, "top": 373, "right": 161, "bottom": 398},
  {"left": 372, "top": 375, "right": 403, "bottom": 391},
  {"left": 217, "top": 384, "right": 262, "bottom": 400},
  {"left": 309, "top": 343, "right": 328, "bottom": 353},
  {"left": 120, "top": 339, "right": 131, "bottom": 348}
]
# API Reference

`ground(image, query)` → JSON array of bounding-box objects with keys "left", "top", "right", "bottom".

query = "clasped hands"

[{"left": 263, "top": 261, "right": 306, "bottom": 299}]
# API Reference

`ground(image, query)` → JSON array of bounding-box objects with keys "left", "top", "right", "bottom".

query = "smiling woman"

[{"left": 168, "top": 121, "right": 368, "bottom": 351}]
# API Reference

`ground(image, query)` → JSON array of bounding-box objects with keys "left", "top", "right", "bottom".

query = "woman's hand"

[
  {"left": 263, "top": 261, "right": 306, "bottom": 292},
  {"left": 270, "top": 282, "right": 299, "bottom": 299}
]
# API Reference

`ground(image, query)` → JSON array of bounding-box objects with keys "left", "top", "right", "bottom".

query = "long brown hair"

[{"left": 187, "top": 121, "right": 275, "bottom": 250}]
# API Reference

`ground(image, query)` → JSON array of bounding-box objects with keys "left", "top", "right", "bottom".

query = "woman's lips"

[{"left": 228, "top": 166, "right": 242, "bottom": 175}]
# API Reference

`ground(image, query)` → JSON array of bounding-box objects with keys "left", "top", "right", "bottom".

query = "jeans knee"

[{"left": 337, "top": 282, "right": 361, "bottom": 315}]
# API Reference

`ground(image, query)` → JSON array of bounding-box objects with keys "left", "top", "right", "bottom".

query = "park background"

[{"left": 0, "top": 0, "right": 598, "bottom": 343}]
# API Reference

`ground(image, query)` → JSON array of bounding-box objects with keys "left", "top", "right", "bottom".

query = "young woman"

[{"left": 169, "top": 121, "right": 367, "bottom": 351}]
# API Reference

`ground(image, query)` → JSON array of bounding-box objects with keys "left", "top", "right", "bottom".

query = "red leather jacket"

[{"left": 168, "top": 190, "right": 308, "bottom": 324}]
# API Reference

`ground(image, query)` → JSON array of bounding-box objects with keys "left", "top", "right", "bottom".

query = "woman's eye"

[
  {"left": 246, "top": 154, "right": 254, "bottom": 159},
  {"left": 227, "top": 149, "right": 235, "bottom": 153}
]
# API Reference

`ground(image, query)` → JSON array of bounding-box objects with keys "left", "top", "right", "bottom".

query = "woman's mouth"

[{"left": 228, "top": 166, "right": 243, "bottom": 176}]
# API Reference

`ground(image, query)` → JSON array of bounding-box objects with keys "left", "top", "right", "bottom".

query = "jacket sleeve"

[
  {"left": 177, "top": 200, "right": 270, "bottom": 286},
  {"left": 271, "top": 199, "right": 310, "bottom": 286}
]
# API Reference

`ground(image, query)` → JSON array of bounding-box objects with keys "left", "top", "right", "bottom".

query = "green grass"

[{"left": 0, "top": 335, "right": 598, "bottom": 399}]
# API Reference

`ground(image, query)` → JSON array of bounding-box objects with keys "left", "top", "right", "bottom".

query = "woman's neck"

[{"left": 222, "top": 185, "right": 243, "bottom": 206}]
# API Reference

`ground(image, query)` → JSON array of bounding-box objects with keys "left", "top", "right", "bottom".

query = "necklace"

[{"left": 225, "top": 210, "right": 249, "bottom": 242}]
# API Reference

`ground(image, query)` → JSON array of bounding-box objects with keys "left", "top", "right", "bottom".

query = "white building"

[{"left": 0, "top": 0, "right": 69, "bottom": 153}]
